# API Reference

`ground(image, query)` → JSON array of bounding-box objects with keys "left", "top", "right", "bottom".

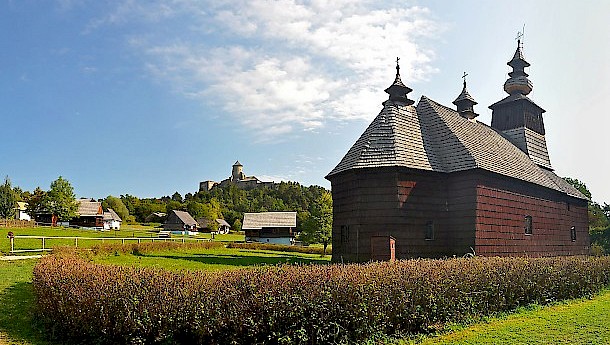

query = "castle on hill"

[{"left": 199, "top": 161, "right": 276, "bottom": 192}]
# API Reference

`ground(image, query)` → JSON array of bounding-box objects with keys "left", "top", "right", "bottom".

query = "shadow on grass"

[
  {"left": 0, "top": 281, "right": 51, "bottom": 344},
  {"left": 149, "top": 253, "right": 329, "bottom": 267}
]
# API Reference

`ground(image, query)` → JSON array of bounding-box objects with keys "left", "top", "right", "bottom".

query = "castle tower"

[
  {"left": 232, "top": 160, "right": 244, "bottom": 181},
  {"left": 489, "top": 39, "right": 552, "bottom": 170},
  {"left": 452, "top": 74, "right": 478, "bottom": 120}
]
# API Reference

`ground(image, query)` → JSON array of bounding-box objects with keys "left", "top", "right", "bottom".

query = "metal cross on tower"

[{"left": 462, "top": 71, "right": 468, "bottom": 86}]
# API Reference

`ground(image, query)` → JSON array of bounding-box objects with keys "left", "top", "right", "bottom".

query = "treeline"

[{"left": 120, "top": 182, "right": 329, "bottom": 227}]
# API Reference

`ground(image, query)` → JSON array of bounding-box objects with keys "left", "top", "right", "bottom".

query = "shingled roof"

[
  {"left": 77, "top": 199, "right": 103, "bottom": 216},
  {"left": 326, "top": 96, "right": 586, "bottom": 200},
  {"left": 242, "top": 212, "right": 297, "bottom": 230},
  {"left": 171, "top": 210, "right": 198, "bottom": 226}
]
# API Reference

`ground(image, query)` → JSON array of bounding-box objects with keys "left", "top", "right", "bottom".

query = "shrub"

[
  {"left": 227, "top": 242, "right": 331, "bottom": 255},
  {"left": 33, "top": 255, "right": 610, "bottom": 344},
  {"left": 52, "top": 240, "right": 224, "bottom": 257}
]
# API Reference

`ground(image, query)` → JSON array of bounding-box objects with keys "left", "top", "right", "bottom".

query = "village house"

[
  {"left": 145, "top": 212, "right": 166, "bottom": 223},
  {"left": 196, "top": 218, "right": 231, "bottom": 234},
  {"left": 243, "top": 212, "right": 297, "bottom": 245},
  {"left": 199, "top": 161, "right": 275, "bottom": 192},
  {"left": 15, "top": 202, "right": 31, "bottom": 221},
  {"left": 103, "top": 208, "right": 122, "bottom": 230},
  {"left": 163, "top": 210, "right": 198, "bottom": 232},
  {"left": 326, "top": 40, "right": 589, "bottom": 262},
  {"left": 70, "top": 199, "right": 104, "bottom": 229}
]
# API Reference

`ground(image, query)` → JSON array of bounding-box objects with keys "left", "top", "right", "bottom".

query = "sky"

[{"left": 1, "top": 0, "right": 609, "bottom": 202}]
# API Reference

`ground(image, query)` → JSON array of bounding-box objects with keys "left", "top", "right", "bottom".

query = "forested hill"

[{"left": 120, "top": 182, "right": 330, "bottom": 230}]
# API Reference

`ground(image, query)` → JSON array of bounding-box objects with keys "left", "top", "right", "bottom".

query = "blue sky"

[{"left": 1, "top": 0, "right": 609, "bottom": 202}]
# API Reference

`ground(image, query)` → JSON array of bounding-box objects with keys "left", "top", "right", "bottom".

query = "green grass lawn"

[
  {"left": 399, "top": 290, "right": 610, "bottom": 345},
  {"left": 95, "top": 246, "right": 331, "bottom": 271},
  {"left": 0, "top": 226, "right": 245, "bottom": 254},
  {"left": 0, "top": 260, "right": 49, "bottom": 345}
]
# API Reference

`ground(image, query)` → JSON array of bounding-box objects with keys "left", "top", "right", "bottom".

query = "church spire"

[
  {"left": 503, "top": 39, "right": 533, "bottom": 95},
  {"left": 384, "top": 57, "right": 414, "bottom": 105},
  {"left": 453, "top": 72, "right": 478, "bottom": 120}
]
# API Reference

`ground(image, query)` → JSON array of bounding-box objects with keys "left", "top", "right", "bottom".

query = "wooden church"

[{"left": 326, "top": 40, "right": 590, "bottom": 262}]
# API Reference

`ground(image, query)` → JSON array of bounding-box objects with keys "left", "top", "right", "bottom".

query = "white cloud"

[{"left": 85, "top": 0, "right": 442, "bottom": 140}]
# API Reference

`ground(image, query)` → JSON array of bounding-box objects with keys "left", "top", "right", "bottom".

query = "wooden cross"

[{"left": 462, "top": 71, "right": 468, "bottom": 86}]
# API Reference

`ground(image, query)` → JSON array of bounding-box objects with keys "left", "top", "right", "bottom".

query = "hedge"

[{"left": 33, "top": 255, "right": 610, "bottom": 344}]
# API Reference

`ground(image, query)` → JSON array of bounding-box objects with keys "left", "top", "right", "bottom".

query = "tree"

[
  {"left": 0, "top": 176, "right": 17, "bottom": 219},
  {"left": 171, "top": 192, "right": 183, "bottom": 203},
  {"left": 102, "top": 195, "right": 133, "bottom": 223},
  {"left": 45, "top": 176, "right": 78, "bottom": 222},
  {"left": 563, "top": 177, "right": 610, "bottom": 230},
  {"left": 299, "top": 191, "right": 333, "bottom": 254},
  {"left": 26, "top": 187, "right": 46, "bottom": 217}
]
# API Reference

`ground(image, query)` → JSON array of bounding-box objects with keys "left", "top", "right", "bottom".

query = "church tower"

[{"left": 489, "top": 39, "right": 552, "bottom": 170}]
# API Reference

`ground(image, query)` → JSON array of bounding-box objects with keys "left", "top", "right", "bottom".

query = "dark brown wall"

[
  {"left": 330, "top": 167, "right": 589, "bottom": 262},
  {"left": 474, "top": 172, "right": 589, "bottom": 256},
  {"left": 330, "top": 167, "right": 476, "bottom": 262}
]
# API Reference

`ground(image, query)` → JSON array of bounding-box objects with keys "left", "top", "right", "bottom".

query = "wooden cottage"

[
  {"left": 163, "top": 210, "right": 198, "bottom": 231},
  {"left": 243, "top": 212, "right": 297, "bottom": 245},
  {"left": 196, "top": 218, "right": 231, "bottom": 234},
  {"left": 71, "top": 199, "right": 104, "bottom": 228},
  {"left": 326, "top": 42, "right": 589, "bottom": 262}
]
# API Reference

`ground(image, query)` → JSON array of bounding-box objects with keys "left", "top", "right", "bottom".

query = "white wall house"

[{"left": 103, "top": 208, "right": 122, "bottom": 230}]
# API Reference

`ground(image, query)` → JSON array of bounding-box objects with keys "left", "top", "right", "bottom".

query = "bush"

[
  {"left": 52, "top": 240, "right": 224, "bottom": 257},
  {"left": 33, "top": 255, "right": 610, "bottom": 344},
  {"left": 227, "top": 242, "right": 331, "bottom": 255}
]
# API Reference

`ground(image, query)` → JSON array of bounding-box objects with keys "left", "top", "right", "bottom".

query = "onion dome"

[{"left": 503, "top": 40, "right": 533, "bottom": 95}]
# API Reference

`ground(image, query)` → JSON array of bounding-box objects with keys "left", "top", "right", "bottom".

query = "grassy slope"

[{"left": 403, "top": 290, "right": 610, "bottom": 345}]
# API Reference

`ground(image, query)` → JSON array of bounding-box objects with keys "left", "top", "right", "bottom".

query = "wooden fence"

[
  {"left": 0, "top": 219, "right": 36, "bottom": 228},
  {"left": 8, "top": 235, "right": 212, "bottom": 254}
]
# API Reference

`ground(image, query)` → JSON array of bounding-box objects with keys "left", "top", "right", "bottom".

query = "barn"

[
  {"left": 326, "top": 41, "right": 589, "bottom": 262},
  {"left": 243, "top": 212, "right": 297, "bottom": 245}
]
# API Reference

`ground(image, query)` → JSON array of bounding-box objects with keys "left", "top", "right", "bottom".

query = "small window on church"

[
  {"left": 571, "top": 226, "right": 576, "bottom": 242},
  {"left": 425, "top": 221, "right": 434, "bottom": 240},
  {"left": 341, "top": 225, "right": 350, "bottom": 243},
  {"left": 525, "top": 215, "right": 533, "bottom": 235}
]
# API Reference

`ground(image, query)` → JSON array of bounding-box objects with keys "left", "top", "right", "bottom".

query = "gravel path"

[{"left": 0, "top": 255, "right": 42, "bottom": 261}]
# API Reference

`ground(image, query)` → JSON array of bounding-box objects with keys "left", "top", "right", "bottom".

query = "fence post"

[
  {"left": 10, "top": 237, "right": 14, "bottom": 253},
  {"left": 42, "top": 237, "right": 46, "bottom": 251},
  {"left": 122, "top": 239, "right": 125, "bottom": 245},
  {"left": 75, "top": 238, "right": 78, "bottom": 248},
  {"left": 138, "top": 238, "right": 141, "bottom": 244}
]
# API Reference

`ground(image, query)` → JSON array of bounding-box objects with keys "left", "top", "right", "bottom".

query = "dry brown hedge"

[{"left": 33, "top": 255, "right": 610, "bottom": 344}]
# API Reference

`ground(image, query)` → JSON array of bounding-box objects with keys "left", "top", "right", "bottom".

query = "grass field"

[
  {"left": 94, "top": 246, "right": 331, "bottom": 271},
  {"left": 1, "top": 226, "right": 245, "bottom": 254}
]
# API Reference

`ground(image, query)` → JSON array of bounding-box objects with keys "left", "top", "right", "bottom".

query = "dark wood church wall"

[
  {"left": 473, "top": 172, "right": 589, "bottom": 257},
  {"left": 330, "top": 167, "right": 477, "bottom": 262}
]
